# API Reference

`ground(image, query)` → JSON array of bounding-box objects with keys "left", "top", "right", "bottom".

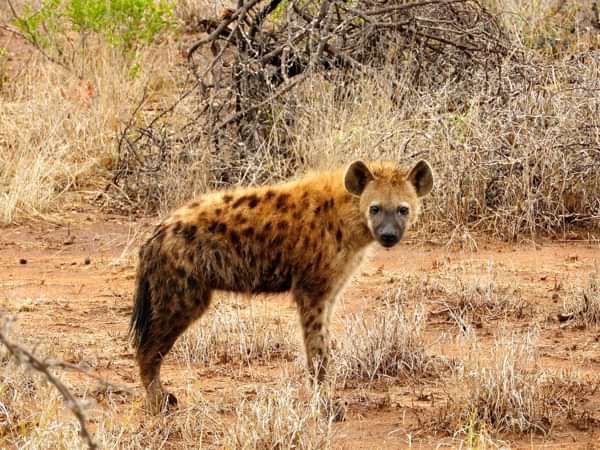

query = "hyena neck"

[{"left": 332, "top": 184, "right": 374, "bottom": 253}]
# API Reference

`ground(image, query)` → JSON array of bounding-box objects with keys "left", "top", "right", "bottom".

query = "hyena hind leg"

[{"left": 132, "top": 279, "right": 212, "bottom": 414}]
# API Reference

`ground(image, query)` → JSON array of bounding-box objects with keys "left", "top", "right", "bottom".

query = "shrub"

[{"left": 14, "top": 0, "right": 175, "bottom": 65}]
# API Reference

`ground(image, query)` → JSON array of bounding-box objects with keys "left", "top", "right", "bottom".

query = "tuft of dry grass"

[
  {"left": 172, "top": 295, "right": 298, "bottom": 368},
  {"left": 334, "top": 290, "right": 440, "bottom": 384},
  {"left": 389, "top": 269, "right": 532, "bottom": 332},
  {"left": 223, "top": 383, "right": 334, "bottom": 450},
  {"left": 441, "top": 270, "right": 532, "bottom": 331},
  {"left": 439, "top": 329, "right": 597, "bottom": 435},
  {"left": 448, "top": 330, "right": 545, "bottom": 433},
  {"left": 561, "top": 270, "right": 600, "bottom": 327}
]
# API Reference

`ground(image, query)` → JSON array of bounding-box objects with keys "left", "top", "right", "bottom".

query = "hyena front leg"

[
  {"left": 293, "top": 285, "right": 346, "bottom": 421},
  {"left": 293, "top": 286, "right": 333, "bottom": 383}
]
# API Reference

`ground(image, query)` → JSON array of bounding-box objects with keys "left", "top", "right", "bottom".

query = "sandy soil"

[{"left": 1, "top": 215, "right": 600, "bottom": 449}]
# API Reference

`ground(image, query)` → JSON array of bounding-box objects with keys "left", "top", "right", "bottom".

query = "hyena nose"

[{"left": 380, "top": 233, "right": 399, "bottom": 247}]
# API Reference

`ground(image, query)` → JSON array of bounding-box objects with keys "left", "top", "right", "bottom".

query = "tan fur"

[{"left": 129, "top": 160, "right": 433, "bottom": 413}]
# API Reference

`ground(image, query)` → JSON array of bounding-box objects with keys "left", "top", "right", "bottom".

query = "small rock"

[
  {"left": 84, "top": 257, "right": 91, "bottom": 265},
  {"left": 19, "top": 258, "right": 27, "bottom": 265}
]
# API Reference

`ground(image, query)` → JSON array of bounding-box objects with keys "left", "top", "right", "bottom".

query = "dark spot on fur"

[
  {"left": 187, "top": 276, "right": 198, "bottom": 290},
  {"left": 183, "top": 225, "right": 197, "bottom": 242},
  {"left": 233, "top": 196, "right": 248, "bottom": 208},
  {"left": 272, "top": 235, "right": 284, "bottom": 247},
  {"left": 305, "top": 315, "right": 315, "bottom": 326},
  {"left": 336, "top": 229, "right": 343, "bottom": 243},
  {"left": 256, "top": 232, "right": 266, "bottom": 243},
  {"left": 312, "top": 291, "right": 327, "bottom": 305},
  {"left": 329, "top": 198, "right": 335, "bottom": 208},
  {"left": 247, "top": 195, "right": 259, "bottom": 208},
  {"left": 313, "top": 322, "right": 322, "bottom": 332},
  {"left": 172, "top": 221, "right": 183, "bottom": 234},
  {"left": 277, "top": 221, "right": 288, "bottom": 231},
  {"left": 216, "top": 222, "right": 227, "bottom": 233},
  {"left": 293, "top": 211, "right": 302, "bottom": 220},
  {"left": 189, "top": 201, "right": 200, "bottom": 208},
  {"left": 234, "top": 213, "right": 247, "bottom": 224},
  {"left": 303, "top": 235, "right": 310, "bottom": 248},
  {"left": 317, "top": 307, "right": 323, "bottom": 315},
  {"left": 265, "top": 190, "right": 276, "bottom": 201},
  {"left": 263, "top": 222, "right": 272, "bottom": 233},
  {"left": 223, "top": 194, "right": 233, "bottom": 203},
  {"left": 247, "top": 252, "right": 257, "bottom": 267},
  {"left": 208, "top": 221, "right": 218, "bottom": 233},
  {"left": 215, "top": 208, "right": 222, "bottom": 215},
  {"left": 242, "top": 227, "right": 254, "bottom": 238},
  {"left": 175, "top": 267, "right": 186, "bottom": 278},
  {"left": 159, "top": 255, "right": 168, "bottom": 267},
  {"left": 320, "top": 229, "right": 325, "bottom": 239},
  {"left": 229, "top": 230, "right": 241, "bottom": 248},
  {"left": 327, "top": 222, "right": 334, "bottom": 232},
  {"left": 314, "top": 205, "right": 321, "bottom": 214},
  {"left": 309, "top": 221, "right": 316, "bottom": 230},
  {"left": 276, "top": 193, "right": 290, "bottom": 210}
]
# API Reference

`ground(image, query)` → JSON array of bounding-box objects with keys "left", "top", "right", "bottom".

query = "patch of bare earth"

[{"left": 1, "top": 215, "right": 600, "bottom": 448}]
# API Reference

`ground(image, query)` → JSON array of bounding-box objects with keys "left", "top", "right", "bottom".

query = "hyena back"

[{"left": 130, "top": 160, "right": 434, "bottom": 413}]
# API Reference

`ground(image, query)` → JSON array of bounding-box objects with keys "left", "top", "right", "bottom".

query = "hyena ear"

[
  {"left": 344, "top": 160, "right": 374, "bottom": 196},
  {"left": 408, "top": 160, "right": 434, "bottom": 197}
]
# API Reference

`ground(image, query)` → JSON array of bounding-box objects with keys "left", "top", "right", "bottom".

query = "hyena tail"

[{"left": 129, "top": 257, "right": 153, "bottom": 352}]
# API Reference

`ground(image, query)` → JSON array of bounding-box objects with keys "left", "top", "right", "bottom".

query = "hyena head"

[{"left": 344, "top": 160, "right": 434, "bottom": 248}]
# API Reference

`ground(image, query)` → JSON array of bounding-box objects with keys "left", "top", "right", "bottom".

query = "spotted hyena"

[{"left": 129, "top": 159, "right": 434, "bottom": 413}]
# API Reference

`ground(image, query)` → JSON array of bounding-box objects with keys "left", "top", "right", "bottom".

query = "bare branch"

[{"left": 0, "top": 322, "right": 98, "bottom": 450}]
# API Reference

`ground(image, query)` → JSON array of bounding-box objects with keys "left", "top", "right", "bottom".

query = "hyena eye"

[
  {"left": 369, "top": 205, "right": 381, "bottom": 215},
  {"left": 397, "top": 206, "right": 410, "bottom": 216}
]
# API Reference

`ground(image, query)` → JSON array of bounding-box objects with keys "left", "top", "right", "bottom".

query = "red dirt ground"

[{"left": 2, "top": 214, "right": 600, "bottom": 448}]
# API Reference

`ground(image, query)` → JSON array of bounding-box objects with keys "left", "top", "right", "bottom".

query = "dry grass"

[
  {"left": 439, "top": 329, "right": 597, "bottom": 435},
  {"left": 389, "top": 269, "right": 532, "bottom": 332},
  {"left": 334, "top": 289, "right": 440, "bottom": 384},
  {"left": 0, "top": 323, "right": 332, "bottom": 449},
  {"left": 172, "top": 295, "right": 298, "bottom": 368},
  {"left": 0, "top": 39, "right": 189, "bottom": 222},
  {"left": 223, "top": 383, "right": 334, "bottom": 450},
  {"left": 440, "top": 270, "right": 532, "bottom": 331},
  {"left": 561, "top": 270, "right": 600, "bottom": 327}
]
